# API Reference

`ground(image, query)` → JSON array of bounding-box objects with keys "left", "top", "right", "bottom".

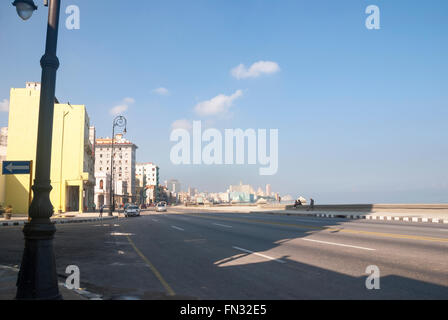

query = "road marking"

[
  {"left": 213, "top": 223, "right": 233, "bottom": 228},
  {"left": 151, "top": 219, "right": 159, "bottom": 222},
  {"left": 111, "top": 232, "right": 134, "bottom": 236},
  {"left": 302, "top": 238, "right": 376, "bottom": 251},
  {"left": 126, "top": 236, "right": 175, "bottom": 296},
  {"left": 172, "top": 226, "right": 184, "bottom": 231},
  {"left": 233, "top": 246, "right": 286, "bottom": 264}
]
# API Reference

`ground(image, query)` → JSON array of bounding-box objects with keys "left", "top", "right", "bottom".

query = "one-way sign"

[{"left": 2, "top": 161, "right": 32, "bottom": 175}]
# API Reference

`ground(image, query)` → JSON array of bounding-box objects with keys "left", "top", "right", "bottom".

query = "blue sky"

[{"left": 1, "top": 0, "right": 447, "bottom": 203}]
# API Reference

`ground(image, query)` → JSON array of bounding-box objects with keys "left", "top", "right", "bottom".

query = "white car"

[
  {"left": 124, "top": 205, "right": 141, "bottom": 217},
  {"left": 155, "top": 202, "right": 167, "bottom": 213}
]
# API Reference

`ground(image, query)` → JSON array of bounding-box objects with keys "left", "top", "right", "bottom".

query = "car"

[
  {"left": 124, "top": 205, "right": 141, "bottom": 217},
  {"left": 155, "top": 202, "right": 167, "bottom": 213}
]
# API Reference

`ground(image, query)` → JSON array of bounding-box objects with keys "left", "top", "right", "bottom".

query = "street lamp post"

[
  {"left": 109, "top": 116, "right": 127, "bottom": 216},
  {"left": 13, "top": 0, "right": 62, "bottom": 299}
]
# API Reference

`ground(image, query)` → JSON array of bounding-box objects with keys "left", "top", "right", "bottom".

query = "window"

[{"left": 100, "top": 180, "right": 104, "bottom": 189}]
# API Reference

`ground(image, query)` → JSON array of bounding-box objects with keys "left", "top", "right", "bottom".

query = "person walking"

[
  {"left": 99, "top": 204, "right": 104, "bottom": 218},
  {"left": 308, "top": 198, "right": 315, "bottom": 211}
]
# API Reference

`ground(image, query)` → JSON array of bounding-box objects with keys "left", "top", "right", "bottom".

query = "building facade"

[
  {"left": 94, "top": 172, "right": 110, "bottom": 209},
  {"left": 5, "top": 82, "right": 95, "bottom": 214},
  {"left": 136, "top": 162, "right": 159, "bottom": 205},
  {"left": 95, "top": 134, "right": 137, "bottom": 205}
]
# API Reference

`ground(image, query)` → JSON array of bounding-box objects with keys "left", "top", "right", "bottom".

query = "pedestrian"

[
  {"left": 99, "top": 204, "right": 104, "bottom": 218},
  {"left": 308, "top": 198, "right": 315, "bottom": 211}
]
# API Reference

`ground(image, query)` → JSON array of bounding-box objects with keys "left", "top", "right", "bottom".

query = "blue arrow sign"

[{"left": 2, "top": 161, "right": 31, "bottom": 175}]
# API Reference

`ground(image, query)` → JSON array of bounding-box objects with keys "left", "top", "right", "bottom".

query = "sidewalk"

[
  {"left": 1, "top": 211, "right": 120, "bottom": 227},
  {"left": 174, "top": 205, "right": 448, "bottom": 224},
  {"left": 0, "top": 265, "right": 87, "bottom": 300}
]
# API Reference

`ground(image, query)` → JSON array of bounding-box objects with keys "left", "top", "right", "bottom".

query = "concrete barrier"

[{"left": 282, "top": 204, "right": 448, "bottom": 213}]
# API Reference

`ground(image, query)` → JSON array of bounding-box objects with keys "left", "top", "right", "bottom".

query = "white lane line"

[
  {"left": 213, "top": 223, "right": 233, "bottom": 228},
  {"left": 302, "top": 238, "right": 376, "bottom": 251},
  {"left": 172, "top": 226, "right": 185, "bottom": 231},
  {"left": 151, "top": 219, "right": 159, "bottom": 222},
  {"left": 233, "top": 246, "right": 286, "bottom": 264}
]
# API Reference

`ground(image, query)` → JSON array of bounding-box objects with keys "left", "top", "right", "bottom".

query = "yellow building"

[{"left": 5, "top": 82, "right": 95, "bottom": 215}]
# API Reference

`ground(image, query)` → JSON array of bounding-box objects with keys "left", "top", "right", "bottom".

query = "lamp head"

[{"left": 12, "top": 0, "right": 37, "bottom": 21}]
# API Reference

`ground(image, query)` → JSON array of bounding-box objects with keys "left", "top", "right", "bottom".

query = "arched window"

[{"left": 100, "top": 180, "right": 104, "bottom": 190}]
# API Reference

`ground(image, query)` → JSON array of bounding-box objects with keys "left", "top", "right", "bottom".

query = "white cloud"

[
  {"left": 171, "top": 119, "right": 192, "bottom": 131},
  {"left": 153, "top": 87, "right": 170, "bottom": 96},
  {"left": 110, "top": 97, "right": 135, "bottom": 116},
  {"left": 0, "top": 99, "right": 9, "bottom": 112},
  {"left": 231, "top": 61, "right": 280, "bottom": 79},
  {"left": 194, "top": 90, "right": 243, "bottom": 117}
]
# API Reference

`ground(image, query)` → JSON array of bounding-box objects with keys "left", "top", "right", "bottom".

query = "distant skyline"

[{"left": 1, "top": 1, "right": 447, "bottom": 203}]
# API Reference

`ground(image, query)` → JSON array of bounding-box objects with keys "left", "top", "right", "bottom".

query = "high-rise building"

[
  {"left": 228, "top": 182, "right": 255, "bottom": 203},
  {"left": 5, "top": 82, "right": 95, "bottom": 214},
  {"left": 95, "top": 134, "right": 138, "bottom": 204},
  {"left": 229, "top": 181, "right": 255, "bottom": 194},
  {"left": 136, "top": 162, "right": 159, "bottom": 204},
  {"left": 136, "top": 163, "right": 159, "bottom": 187},
  {"left": 266, "top": 184, "right": 272, "bottom": 197},
  {"left": 166, "top": 179, "right": 181, "bottom": 194}
]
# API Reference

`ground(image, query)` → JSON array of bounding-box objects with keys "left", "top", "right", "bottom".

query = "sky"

[{"left": 0, "top": 0, "right": 447, "bottom": 203}]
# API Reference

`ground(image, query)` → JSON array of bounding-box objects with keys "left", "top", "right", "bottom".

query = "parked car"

[
  {"left": 124, "top": 205, "right": 141, "bottom": 217},
  {"left": 155, "top": 202, "right": 167, "bottom": 213}
]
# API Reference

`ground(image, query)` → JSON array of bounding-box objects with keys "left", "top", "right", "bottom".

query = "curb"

[
  {"left": 250, "top": 211, "right": 448, "bottom": 224},
  {"left": 58, "top": 282, "right": 103, "bottom": 300},
  {"left": 1, "top": 216, "right": 118, "bottom": 227}
]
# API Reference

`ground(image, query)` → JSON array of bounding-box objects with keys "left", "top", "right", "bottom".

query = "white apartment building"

[
  {"left": 95, "top": 134, "right": 137, "bottom": 203},
  {"left": 136, "top": 162, "right": 159, "bottom": 187},
  {"left": 136, "top": 163, "right": 159, "bottom": 205}
]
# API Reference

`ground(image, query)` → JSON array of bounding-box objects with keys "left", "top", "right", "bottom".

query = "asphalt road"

[{"left": 1, "top": 208, "right": 447, "bottom": 300}]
